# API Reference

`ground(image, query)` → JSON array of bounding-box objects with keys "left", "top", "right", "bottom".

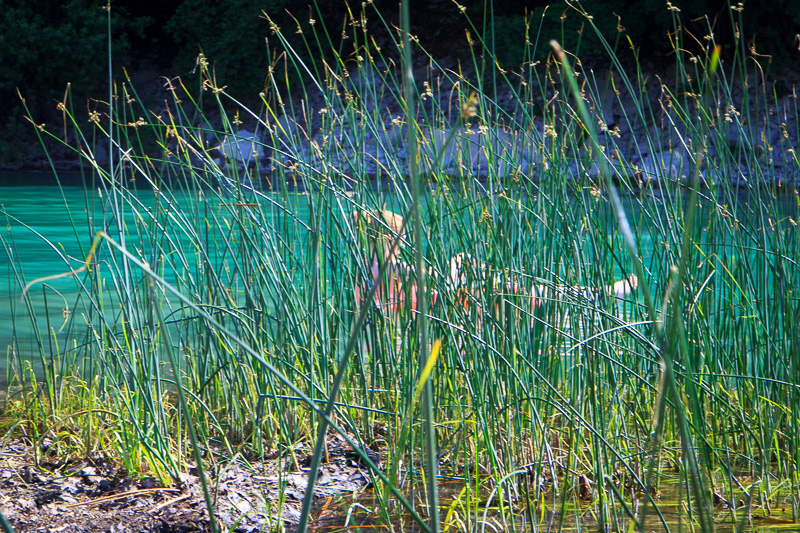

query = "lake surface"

[
  {"left": 1, "top": 170, "right": 786, "bottom": 389},
  {"left": 0, "top": 172, "right": 312, "bottom": 386},
  {"left": 1, "top": 177, "right": 94, "bottom": 381}
]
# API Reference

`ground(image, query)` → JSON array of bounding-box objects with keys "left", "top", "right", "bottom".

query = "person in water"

[
  {"left": 351, "top": 208, "right": 638, "bottom": 322},
  {"left": 351, "top": 208, "right": 414, "bottom": 317}
]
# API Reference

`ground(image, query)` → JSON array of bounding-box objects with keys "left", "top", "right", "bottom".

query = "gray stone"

[
  {"left": 221, "top": 129, "right": 265, "bottom": 167},
  {"left": 635, "top": 149, "right": 696, "bottom": 183},
  {"left": 417, "top": 126, "right": 534, "bottom": 178}
]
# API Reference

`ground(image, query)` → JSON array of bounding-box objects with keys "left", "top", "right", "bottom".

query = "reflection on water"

[{"left": 307, "top": 477, "right": 799, "bottom": 533}]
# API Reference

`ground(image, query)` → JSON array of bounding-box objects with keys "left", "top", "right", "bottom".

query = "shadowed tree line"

[{"left": 1, "top": 0, "right": 797, "bottom": 167}]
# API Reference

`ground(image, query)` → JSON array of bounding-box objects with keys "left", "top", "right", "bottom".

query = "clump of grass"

[{"left": 2, "top": 1, "right": 799, "bottom": 531}]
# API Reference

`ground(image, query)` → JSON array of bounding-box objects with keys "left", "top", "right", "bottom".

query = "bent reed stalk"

[{"left": 2, "top": 1, "right": 799, "bottom": 532}]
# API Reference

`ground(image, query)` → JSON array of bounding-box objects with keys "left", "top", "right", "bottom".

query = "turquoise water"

[
  {"left": 0, "top": 173, "right": 652, "bottom": 389},
  {"left": 0, "top": 173, "right": 308, "bottom": 385},
  {"left": 1, "top": 180, "right": 93, "bottom": 377},
  {"left": 3, "top": 171, "right": 792, "bottom": 390}
]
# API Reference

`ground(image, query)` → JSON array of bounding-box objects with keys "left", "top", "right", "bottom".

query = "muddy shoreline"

[{"left": 0, "top": 434, "right": 375, "bottom": 532}]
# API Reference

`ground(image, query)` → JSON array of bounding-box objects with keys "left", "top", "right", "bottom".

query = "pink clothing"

[{"left": 354, "top": 253, "right": 638, "bottom": 324}]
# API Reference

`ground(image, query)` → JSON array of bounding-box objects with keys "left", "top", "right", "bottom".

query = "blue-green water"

[
  {"left": 3, "top": 171, "right": 792, "bottom": 390},
  {"left": 1, "top": 180, "right": 93, "bottom": 377},
  {"left": 0, "top": 172, "right": 309, "bottom": 385}
]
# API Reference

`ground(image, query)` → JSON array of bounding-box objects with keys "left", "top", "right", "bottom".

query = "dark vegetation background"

[{"left": 1, "top": 0, "right": 798, "bottom": 167}]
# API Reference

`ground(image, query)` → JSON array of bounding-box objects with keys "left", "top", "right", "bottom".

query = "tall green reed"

[{"left": 3, "top": 1, "right": 799, "bottom": 531}]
